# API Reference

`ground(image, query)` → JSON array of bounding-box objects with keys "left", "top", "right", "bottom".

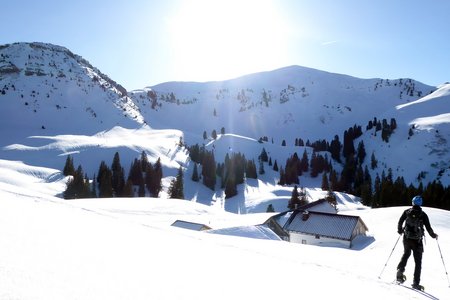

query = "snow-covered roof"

[
  {"left": 271, "top": 211, "right": 293, "bottom": 228},
  {"left": 206, "top": 225, "right": 281, "bottom": 241},
  {"left": 284, "top": 211, "right": 368, "bottom": 241},
  {"left": 171, "top": 220, "right": 212, "bottom": 231},
  {"left": 299, "top": 199, "right": 337, "bottom": 214},
  {"left": 268, "top": 199, "right": 336, "bottom": 228}
]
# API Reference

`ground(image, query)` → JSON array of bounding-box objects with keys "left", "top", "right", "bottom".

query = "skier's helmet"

[{"left": 412, "top": 195, "right": 423, "bottom": 206}]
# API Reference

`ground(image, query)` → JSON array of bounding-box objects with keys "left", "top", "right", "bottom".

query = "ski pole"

[
  {"left": 436, "top": 239, "right": 450, "bottom": 287},
  {"left": 378, "top": 234, "right": 402, "bottom": 279}
]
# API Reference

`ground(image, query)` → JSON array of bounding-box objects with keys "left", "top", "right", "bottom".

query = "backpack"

[{"left": 404, "top": 208, "right": 424, "bottom": 240}]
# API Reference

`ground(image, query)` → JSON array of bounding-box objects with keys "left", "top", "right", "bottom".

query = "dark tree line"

[
  {"left": 278, "top": 150, "right": 332, "bottom": 186},
  {"left": 63, "top": 164, "right": 92, "bottom": 199},
  {"left": 63, "top": 152, "right": 164, "bottom": 199},
  {"left": 361, "top": 171, "right": 450, "bottom": 210},
  {"left": 287, "top": 185, "right": 308, "bottom": 210},
  {"left": 188, "top": 144, "right": 259, "bottom": 198},
  {"left": 366, "top": 117, "right": 397, "bottom": 143}
]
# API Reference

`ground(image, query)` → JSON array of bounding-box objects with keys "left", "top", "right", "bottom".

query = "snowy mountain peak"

[
  {"left": 130, "top": 64, "right": 436, "bottom": 144},
  {"left": 0, "top": 42, "right": 144, "bottom": 145}
]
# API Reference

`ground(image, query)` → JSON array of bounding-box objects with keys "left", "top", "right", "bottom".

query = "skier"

[{"left": 396, "top": 195, "right": 438, "bottom": 290}]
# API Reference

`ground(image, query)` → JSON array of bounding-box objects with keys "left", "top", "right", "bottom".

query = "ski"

[{"left": 393, "top": 280, "right": 439, "bottom": 300}]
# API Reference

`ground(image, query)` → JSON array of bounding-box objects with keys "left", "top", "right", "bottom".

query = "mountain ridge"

[
  {"left": 1, "top": 42, "right": 449, "bottom": 194},
  {"left": 0, "top": 42, "right": 143, "bottom": 145}
]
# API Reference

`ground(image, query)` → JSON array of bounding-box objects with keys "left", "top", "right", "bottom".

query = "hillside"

[
  {"left": 1, "top": 42, "right": 450, "bottom": 299},
  {"left": 131, "top": 65, "right": 435, "bottom": 142},
  {"left": 0, "top": 42, "right": 143, "bottom": 146},
  {"left": 1, "top": 165, "right": 449, "bottom": 299},
  {"left": 1, "top": 42, "right": 449, "bottom": 208},
  {"left": 130, "top": 66, "right": 450, "bottom": 187}
]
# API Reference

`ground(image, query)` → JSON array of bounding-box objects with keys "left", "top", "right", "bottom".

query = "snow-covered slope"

[
  {"left": 1, "top": 42, "right": 449, "bottom": 199},
  {"left": 1, "top": 169, "right": 449, "bottom": 300},
  {"left": 363, "top": 83, "right": 450, "bottom": 185},
  {"left": 0, "top": 43, "right": 172, "bottom": 176},
  {"left": 129, "top": 65, "right": 450, "bottom": 186},
  {"left": 131, "top": 65, "right": 435, "bottom": 143},
  {"left": 1, "top": 42, "right": 449, "bottom": 299},
  {"left": 0, "top": 42, "right": 143, "bottom": 147}
]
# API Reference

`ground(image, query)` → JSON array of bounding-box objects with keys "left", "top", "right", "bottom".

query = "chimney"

[{"left": 302, "top": 210, "right": 310, "bottom": 221}]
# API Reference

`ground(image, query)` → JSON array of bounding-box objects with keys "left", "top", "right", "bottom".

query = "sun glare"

[{"left": 167, "top": 0, "right": 289, "bottom": 81}]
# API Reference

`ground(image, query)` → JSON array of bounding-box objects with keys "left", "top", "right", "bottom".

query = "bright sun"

[{"left": 167, "top": 0, "right": 289, "bottom": 81}]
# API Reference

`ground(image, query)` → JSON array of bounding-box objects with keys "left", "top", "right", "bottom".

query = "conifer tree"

[
  {"left": 360, "top": 182, "right": 372, "bottom": 206},
  {"left": 128, "top": 158, "right": 143, "bottom": 186},
  {"left": 202, "top": 151, "right": 216, "bottom": 190},
  {"left": 260, "top": 148, "right": 268, "bottom": 162},
  {"left": 343, "top": 129, "right": 355, "bottom": 159},
  {"left": 191, "top": 163, "right": 199, "bottom": 182},
  {"left": 91, "top": 174, "right": 97, "bottom": 198},
  {"left": 310, "top": 151, "right": 320, "bottom": 177},
  {"left": 278, "top": 166, "right": 286, "bottom": 185},
  {"left": 145, "top": 162, "right": 154, "bottom": 195},
  {"left": 63, "top": 155, "right": 75, "bottom": 176},
  {"left": 325, "top": 190, "right": 337, "bottom": 211},
  {"left": 138, "top": 180, "right": 146, "bottom": 197},
  {"left": 169, "top": 167, "right": 184, "bottom": 199},
  {"left": 234, "top": 153, "right": 245, "bottom": 184},
  {"left": 285, "top": 159, "right": 299, "bottom": 185},
  {"left": 122, "top": 179, "right": 134, "bottom": 197},
  {"left": 258, "top": 159, "right": 265, "bottom": 175},
  {"left": 64, "top": 165, "right": 90, "bottom": 199},
  {"left": 98, "top": 168, "right": 113, "bottom": 198},
  {"left": 329, "top": 169, "right": 338, "bottom": 191},
  {"left": 273, "top": 160, "right": 279, "bottom": 172},
  {"left": 188, "top": 144, "right": 202, "bottom": 163},
  {"left": 340, "top": 154, "right": 357, "bottom": 192},
  {"left": 371, "top": 152, "right": 378, "bottom": 169},
  {"left": 224, "top": 173, "right": 237, "bottom": 198},
  {"left": 97, "top": 161, "right": 113, "bottom": 198},
  {"left": 372, "top": 174, "right": 381, "bottom": 207},
  {"left": 111, "top": 152, "right": 125, "bottom": 197},
  {"left": 266, "top": 204, "right": 275, "bottom": 212},
  {"left": 357, "top": 140, "right": 366, "bottom": 164},
  {"left": 288, "top": 185, "right": 303, "bottom": 210},
  {"left": 245, "top": 159, "right": 257, "bottom": 179},
  {"left": 141, "top": 151, "right": 149, "bottom": 171},
  {"left": 147, "top": 158, "right": 163, "bottom": 197},
  {"left": 321, "top": 173, "right": 329, "bottom": 191},
  {"left": 330, "top": 135, "right": 342, "bottom": 162},
  {"left": 300, "top": 150, "right": 309, "bottom": 173},
  {"left": 298, "top": 187, "right": 309, "bottom": 207}
]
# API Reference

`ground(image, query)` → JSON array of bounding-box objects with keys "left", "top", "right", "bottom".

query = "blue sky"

[{"left": 1, "top": 0, "right": 449, "bottom": 90}]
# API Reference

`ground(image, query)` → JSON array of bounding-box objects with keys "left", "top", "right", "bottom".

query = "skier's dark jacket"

[{"left": 397, "top": 205, "right": 437, "bottom": 239}]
